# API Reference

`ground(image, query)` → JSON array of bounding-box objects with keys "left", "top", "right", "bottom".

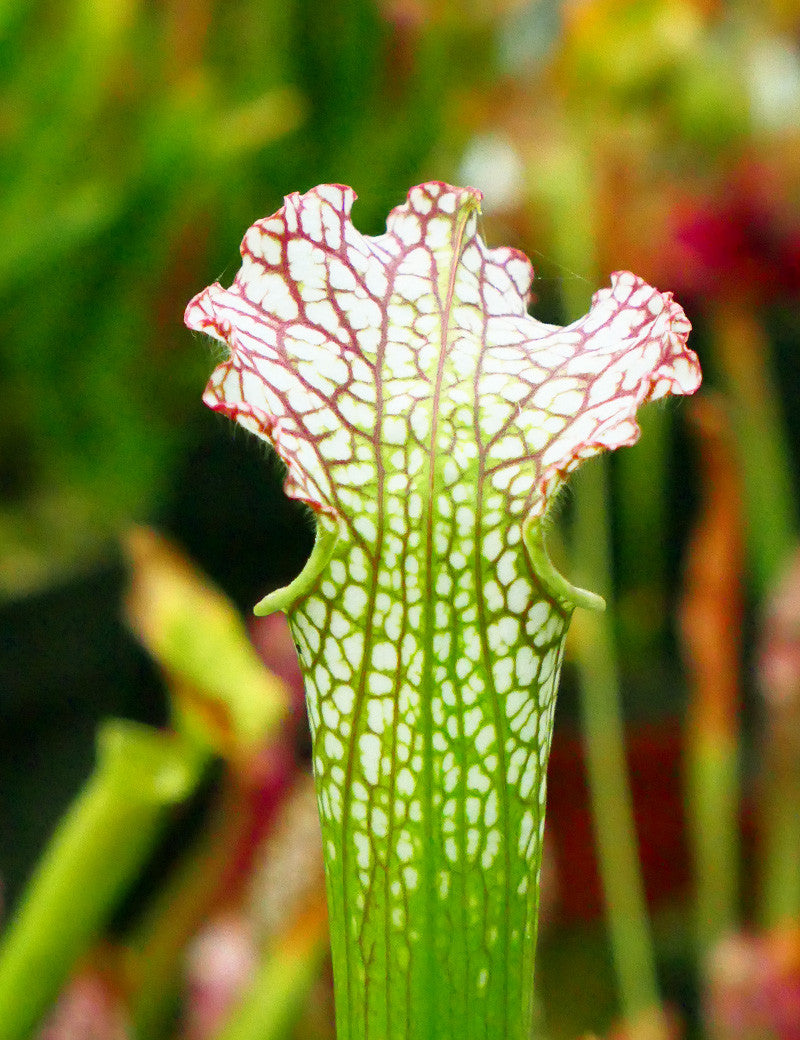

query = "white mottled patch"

[
  {"left": 496, "top": 550, "right": 517, "bottom": 589},
  {"left": 465, "top": 796, "right": 481, "bottom": 825},
  {"left": 321, "top": 701, "right": 339, "bottom": 729},
  {"left": 369, "top": 672, "right": 394, "bottom": 696},
  {"left": 353, "top": 514, "right": 377, "bottom": 542},
  {"left": 518, "top": 809, "right": 535, "bottom": 856},
  {"left": 354, "top": 831, "right": 371, "bottom": 869},
  {"left": 333, "top": 684, "right": 355, "bottom": 715},
  {"left": 367, "top": 699, "right": 385, "bottom": 735},
  {"left": 348, "top": 548, "right": 369, "bottom": 583},
  {"left": 483, "top": 580, "right": 504, "bottom": 612},
  {"left": 475, "top": 724, "right": 495, "bottom": 755},
  {"left": 463, "top": 707, "right": 482, "bottom": 737},
  {"left": 329, "top": 611, "right": 349, "bottom": 638},
  {"left": 372, "top": 642, "right": 398, "bottom": 671},
  {"left": 396, "top": 767, "right": 414, "bottom": 796},
  {"left": 342, "top": 632, "right": 365, "bottom": 665},
  {"left": 371, "top": 806, "right": 388, "bottom": 837},
  {"left": 467, "top": 765, "right": 491, "bottom": 794},
  {"left": 492, "top": 657, "right": 513, "bottom": 694},
  {"left": 324, "top": 728, "right": 344, "bottom": 760},
  {"left": 484, "top": 790, "right": 498, "bottom": 827},
  {"left": 305, "top": 596, "right": 327, "bottom": 627},
  {"left": 515, "top": 645, "right": 538, "bottom": 686},
  {"left": 343, "top": 584, "right": 368, "bottom": 618},
  {"left": 506, "top": 577, "right": 530, "bottom": 614},
  {"left": 396, "top": 833, "right": 414, "bottom": 861},
  {"left": 359, "top": 733, "right": 381, "bottom": 785},
  {"left": 433, "top": 633, "right": 451, "bottom": 660}
]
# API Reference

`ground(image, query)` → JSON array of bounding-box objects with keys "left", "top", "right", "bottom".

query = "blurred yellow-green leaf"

[{"left": 124, "top": 527, "right": 289, "bottom": 762}]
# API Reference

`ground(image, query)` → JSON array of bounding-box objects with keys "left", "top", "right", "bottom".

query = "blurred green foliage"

[{"left": 0, "top": 0, "right": 479, "bottom": 597}]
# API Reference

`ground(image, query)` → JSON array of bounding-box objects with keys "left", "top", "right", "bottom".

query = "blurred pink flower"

[
  {"left": 666, "top": 164, "right": 800, "bottom": 304},
  {"left": 705, "top": 930, "right": 800, "bottom": 1040},
  {"left": 37, "top": 972, "right": 129, "bottom": 1040},
  {"left": 182, "top": 915, "right": 258, "bottom": 1040}
]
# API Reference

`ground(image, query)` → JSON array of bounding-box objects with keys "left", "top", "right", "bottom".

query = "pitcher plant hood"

[{"left": 185, "top": 181, "right": 700, "bottom": 544}]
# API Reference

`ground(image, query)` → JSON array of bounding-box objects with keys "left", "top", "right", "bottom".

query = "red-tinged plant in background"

[
  {"left": 185, "top": 181, "right": 700, "bottom": 1040},
  {"left": 679, "top": 398, "right": 745, "bottom": 955}
]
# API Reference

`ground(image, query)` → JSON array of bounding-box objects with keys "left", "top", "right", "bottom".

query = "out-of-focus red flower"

[{"left": 665, "top": 163, "right": 800, "bottom": 305}]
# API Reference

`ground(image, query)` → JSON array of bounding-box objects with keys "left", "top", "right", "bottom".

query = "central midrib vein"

[{"left": 417, "top": 201, "right": 477, "bottom": 1036}]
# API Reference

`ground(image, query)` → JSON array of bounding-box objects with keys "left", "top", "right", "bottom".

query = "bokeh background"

[{"left": 2, "top": 1, "right": 800, "bottom": 1038}]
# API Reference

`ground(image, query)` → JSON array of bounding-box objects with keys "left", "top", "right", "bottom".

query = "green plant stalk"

[
  {"left": 0, "top": 720, "right": 204, "bottom": 1040},
  {"left": 615, "top": 406, "right": 671, "bottom": 660},
  {"left": 760, "top": 655, "right": 800, "bottom": 927},
  {"left": 710, "top": 301, "right": 797, "bottom": 596},
  {"left": 760, "top": 752, "right": 800, "bottom": 927},
  {"left": 571, "top": 460, "right": 665, "bottom": 1037},
  {"left": 615, "top": 405, "right": 670, "bottom": 593},
  {"left": 547, "top": 151, "right": 664, "bottom": 1036},
  {"left": 686, "top": 731, "right": 739, "bottom": 949}
]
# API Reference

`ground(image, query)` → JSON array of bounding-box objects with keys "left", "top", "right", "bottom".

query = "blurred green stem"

[
  {"left": 686, "top": 732, "right": 739, "bottom": 947},
  {"left": 711, "top": 301, "right": 797, "bottom": 594},
  {"left": 615, "top": 406, "right": 671, "bottom": 661},
  {"left": 542, "top": 141, "right": 665, "bottom": 1038},
  {"left": 709, "top": 301, "right": 800, "bottom": 926},
  {"left": 759, "top": 698, "right": 800, "bottom": 927},
  {"left": 571, "top": 460, "right": 665, "bottom": 1040},
  {"left": 0, "top": 721, "right": 204, "bottom": 1040}
]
